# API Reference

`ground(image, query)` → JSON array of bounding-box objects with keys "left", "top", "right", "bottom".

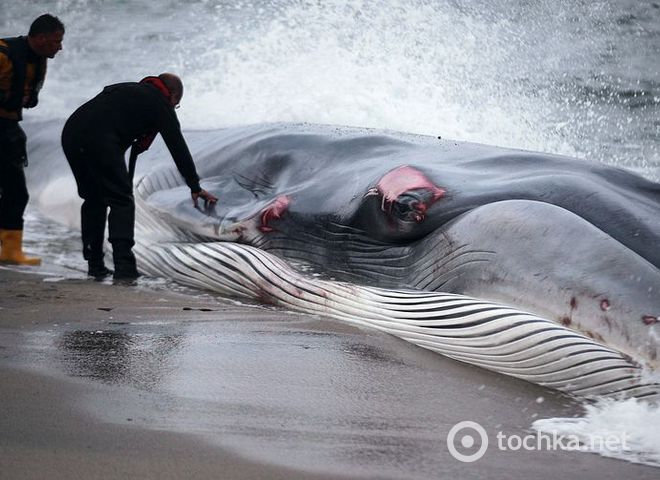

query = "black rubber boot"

[
  {"left": 111, "top": 240, "right": 140, "bottom": 280},
  {"left": 88, "top": 260, "right": 113, "bottom": 279}
]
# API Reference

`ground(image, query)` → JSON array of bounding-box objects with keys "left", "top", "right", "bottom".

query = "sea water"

[{"left": 2, "top": 0, "right": 658, "bottom": 178}]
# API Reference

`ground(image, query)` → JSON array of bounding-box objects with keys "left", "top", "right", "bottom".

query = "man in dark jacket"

[
  {"left": 62, "top": 73, "right": 217, "bottom": 279},
  {"left": 0, "top": 14, "right": 64, "bottom": 265}
]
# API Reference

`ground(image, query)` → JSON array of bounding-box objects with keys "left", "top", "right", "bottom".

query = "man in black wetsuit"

[{"left": 62, "top": 73, "right": 217, "bottom": 280}]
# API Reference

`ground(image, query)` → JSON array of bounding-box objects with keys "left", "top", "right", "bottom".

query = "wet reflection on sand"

[
  {"left": 59, "top": 330, "right": 184, "bottom": 390},
  {"left": 6, "top": 312, "right": 580, "bottom": 478}
]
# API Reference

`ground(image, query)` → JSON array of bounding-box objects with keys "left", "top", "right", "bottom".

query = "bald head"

[{"left": 158, "top": 73, "right": 183, "bottom": 107}]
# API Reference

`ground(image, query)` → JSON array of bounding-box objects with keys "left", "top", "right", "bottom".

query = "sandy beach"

[
  {"left": 1, "top": 266, "right": 658, "bottom": 479},
  {"left": 0, "top": 267, "right": 358, "bottom": 480}
]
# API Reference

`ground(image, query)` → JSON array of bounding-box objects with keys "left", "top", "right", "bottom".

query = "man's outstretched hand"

[{"left": 192, "top": 189, "right": 218, "bottom": 210}]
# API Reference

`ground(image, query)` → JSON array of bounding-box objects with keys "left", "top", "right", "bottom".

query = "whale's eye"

[
  {"left": 359, "top": 165, "right": 446, "bottom": 238},
  {"left": 390, "top": 191, "right": 430, "bottom": 224}
]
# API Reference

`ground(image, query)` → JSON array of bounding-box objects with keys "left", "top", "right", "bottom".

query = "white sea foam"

[
  {"left": 533, "top": 398, "right": 660, "bottom": 467},
  {"left": 3, "top": 0, "right": 658, "bottom": 178}
]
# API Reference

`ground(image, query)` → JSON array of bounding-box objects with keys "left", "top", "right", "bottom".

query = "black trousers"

[
  {"left": 0, "top": 120, "right": 29, "bottom": 230},
  {"left": 61, "top": 122, "right": 135, "bottom": 262}
]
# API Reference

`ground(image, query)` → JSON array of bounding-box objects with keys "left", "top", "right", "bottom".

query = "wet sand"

[
  {"left": 1, "top": 266, "right": 658, "bottom": 479},
  {"left": 0, "top": 267, "right": 354, "bottom": 480}
]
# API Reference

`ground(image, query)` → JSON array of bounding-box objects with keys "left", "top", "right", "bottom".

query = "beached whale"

[
  {"left": 26, "top": 121, "right": 660, "bottom": 398},
  {"left": 24, "top": 124, "right": 660, "bottom": 397}
]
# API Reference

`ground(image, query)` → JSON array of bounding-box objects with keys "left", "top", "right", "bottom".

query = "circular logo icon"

[{"left": 447, "top": 421, "right": 489, "bottom": 463}]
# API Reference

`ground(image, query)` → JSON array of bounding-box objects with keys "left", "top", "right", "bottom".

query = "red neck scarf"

[{"left": 140, "top": 76, "right": 172, "bottom": 102}]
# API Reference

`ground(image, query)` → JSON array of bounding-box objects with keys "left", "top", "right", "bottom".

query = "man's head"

[
  {"left": 158, "top": 73, "right": 184, "bottom": 108},
  {"left": 28, "top": 14, "right": 65, "bottom": 59}
]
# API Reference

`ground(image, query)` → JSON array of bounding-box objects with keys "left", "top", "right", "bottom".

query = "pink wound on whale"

[
  {"left": 600, "top": 299, "right": 611, "bottom": 311},
  {"left": 642, "top": 315, "right": 658, "bottom": 326},
  {"left": 368, "top": 166, "right": 445, "bottom": 222},
  {"left": 259, "top": 195, "right": 290, "bottom": 233},
  {"left": 376, "top": 166, "right": 445, "bottom": 205}
]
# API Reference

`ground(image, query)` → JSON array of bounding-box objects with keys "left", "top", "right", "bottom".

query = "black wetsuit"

[{"left": 61, "top": 82, "right": 201, "bottom": 265}]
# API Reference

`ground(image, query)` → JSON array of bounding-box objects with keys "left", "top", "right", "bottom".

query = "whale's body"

[{"left": 26, "top": 121, "right": 660, "bottom": 397}]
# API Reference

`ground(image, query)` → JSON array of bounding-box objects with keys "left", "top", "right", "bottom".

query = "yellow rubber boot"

[{"left": 0, "top": 229, "right": 41, "bottom": 266}]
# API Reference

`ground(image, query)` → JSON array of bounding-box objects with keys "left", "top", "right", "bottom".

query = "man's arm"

[
  {"left": 155, "top": 103, "right": 218, "bottom": 207},
  {"left": 22, "top": 59, "right": 46, "bottom": 109},
  {"left": 0, "top": 49, "right": 12, "bottom": 104},
  {"left": 156, "top": 107, "right": 202, "bottom": 192}
]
